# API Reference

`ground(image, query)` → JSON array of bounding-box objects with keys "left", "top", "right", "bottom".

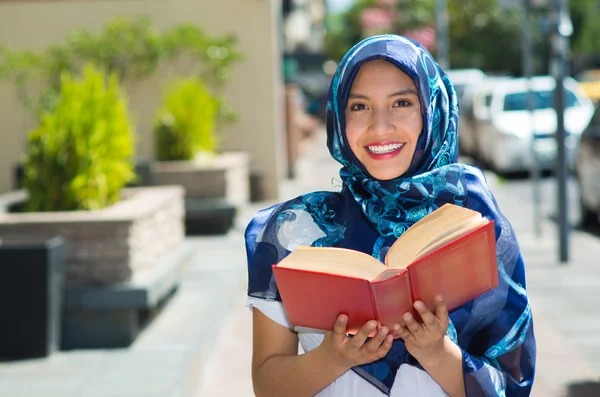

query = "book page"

[
  {"left": 384, "top": 204, "right": 485, "bottom": 269},
  {"left": 277, "top": 246, "right": 386, "bottom": 280},
  {"left": 412, "top": 217, "right": 489, "bottom": 258}
]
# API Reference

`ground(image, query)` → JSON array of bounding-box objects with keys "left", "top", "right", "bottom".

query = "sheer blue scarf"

[{"left": 246, "top": 35, "right": 535, "bottom": 396}]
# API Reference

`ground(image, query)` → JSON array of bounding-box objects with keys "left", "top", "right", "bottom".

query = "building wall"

[{"left": 0, "top": 0, "right": 285, "bottom": 199}]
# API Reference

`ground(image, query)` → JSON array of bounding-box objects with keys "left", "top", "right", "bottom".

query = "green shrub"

[
  {"left": 23, "top": 64, "right": 135, "bottom": 212},
  {"left": 154, "top": 77, "right": 218, "bottom": 161}
]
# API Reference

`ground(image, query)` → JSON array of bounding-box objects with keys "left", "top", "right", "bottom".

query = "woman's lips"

[{"left": 365, "top": 142, "right": 405, "bottom": 160}]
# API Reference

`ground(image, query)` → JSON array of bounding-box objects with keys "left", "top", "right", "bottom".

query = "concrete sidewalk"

[
  {"left": 0, "top": 232, "right": 251, "bottom": 397},
  {"left": 1, "top": 130, "right": 599, "bottom": 397}
]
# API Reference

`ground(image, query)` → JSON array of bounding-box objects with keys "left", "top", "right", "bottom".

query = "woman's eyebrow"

[
  {"left": 389, "top": 88, "right": 418, "bottom": 97},
  {"left": 348, "top": 92, "right": 369, "bottom": 100},
  {"left": 348, "top": 88, "right": 418, "bottom": 100}
]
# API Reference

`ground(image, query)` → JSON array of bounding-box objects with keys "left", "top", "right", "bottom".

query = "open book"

[{"left": 272, "top": 204, "right": 498, "bottom": 333}]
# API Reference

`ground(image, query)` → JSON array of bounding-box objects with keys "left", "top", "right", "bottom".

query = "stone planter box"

[
  {"left": 0, "top": 186, "right": 185, "bottom": 285},
  {"left": 152, "top": 151, "right": 250, "bottom": 208},
  {"left": 0, "top": 186, "right": 189, "bottom": 349},
  {"left": 152, "top": 152, "right": 249, "bottom": 235}
]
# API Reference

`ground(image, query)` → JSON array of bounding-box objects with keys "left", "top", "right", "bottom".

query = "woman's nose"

[{"left": 369, "top": 109, "right": 394, "bottom": 136}]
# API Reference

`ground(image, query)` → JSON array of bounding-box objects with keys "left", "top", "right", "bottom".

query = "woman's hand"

[
  {"left": 393, "top": 296, "right": 451, "bottom": 366},
  {"left": 318, "top": 314, "right": 394, "bottom": 372}
]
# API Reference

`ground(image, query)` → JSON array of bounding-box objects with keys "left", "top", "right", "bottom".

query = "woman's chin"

[
  {"left": 361, "top": 154, "right": 411, "bottom": 181},
  {"left": 369, "top": 168, "right": 408, "bottom": 181}
]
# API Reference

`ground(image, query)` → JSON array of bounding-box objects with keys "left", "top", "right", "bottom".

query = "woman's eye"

[
  {"left": 350, "top": 103, "right": 367, "bottom": 111},
  {"left": 394, "top": 99, "right": 411, "bottom": 107}
]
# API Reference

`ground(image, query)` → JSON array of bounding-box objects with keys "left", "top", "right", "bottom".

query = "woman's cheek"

[{"left": 405, "top": 114, "right": 423, "bottom": 139}]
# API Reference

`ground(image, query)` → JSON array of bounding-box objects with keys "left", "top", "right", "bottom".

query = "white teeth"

[{"left": 367, "top": 143, "right": 404, "bottom": 154}]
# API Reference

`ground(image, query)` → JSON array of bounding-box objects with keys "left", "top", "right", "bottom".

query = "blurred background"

[{"left": 0, "top": 1, "right": 599, "bottom": 396}]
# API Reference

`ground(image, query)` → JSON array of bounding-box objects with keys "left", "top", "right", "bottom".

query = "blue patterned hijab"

[
  {"left": 328, "top": 35, "right": 462, "bottom": 239},
  {"left": 246, "top": 35, "right": 535, "bottom": 396}
]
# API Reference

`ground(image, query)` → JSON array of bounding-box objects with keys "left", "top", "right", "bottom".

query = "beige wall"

[{"left": 0, "top": 0, "right": 285, "bottom": 199}]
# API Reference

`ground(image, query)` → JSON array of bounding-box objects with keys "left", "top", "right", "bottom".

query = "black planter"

[
  {"left": 12, "top": 163, "right": 25, "bottom": 190},
  {"left": 128, "top": 161, "right": 153, "bottom": 187},
  {"left": 250, "top": 171, "right": 267, "bottom": 202},
  {"left": 185, "top": 198, "right": 237, "bottom": 235},
  {"left": 0, "top": 236, "right": 65, "bottom": 360}
]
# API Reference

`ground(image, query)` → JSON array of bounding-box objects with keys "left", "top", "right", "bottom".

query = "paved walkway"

[{"left": 1, "top": 130, "right": 599, "bottom": 397}]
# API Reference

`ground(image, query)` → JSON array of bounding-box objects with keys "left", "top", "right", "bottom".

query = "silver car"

[
  {"left": 478, "top": 76, "right": 594, "bottom": 173},
  {"left": 576, "top": 105, "right": 600, "bottom": 226},
  {"left": 459, "top": 77, "right": 511, "bottom": 160}
]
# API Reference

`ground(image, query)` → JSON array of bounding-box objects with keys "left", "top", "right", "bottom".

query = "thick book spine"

[{"left": 370, "top": 270, "right": 413, "bottom": 328}]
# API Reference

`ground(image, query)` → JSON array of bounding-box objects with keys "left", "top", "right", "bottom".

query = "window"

[
  {"left": 591, "top": 105, "right": 600, "bottom": 125},
  {"left": 503, "top": 89, "right": 579, "bottom": 111},
  {"left": 484, "top": 94, "right": 493, "bottom": 108}
]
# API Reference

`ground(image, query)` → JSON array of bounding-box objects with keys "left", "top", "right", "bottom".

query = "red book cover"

[
  {"left": 273, "top": 267, "right": 376, "bottom": 334},
  {"left": 408, "top": 221, "right": 498, "bottom": 312},
  {"left": 272, "top": 221, "right": 498, "bottom": 332}
]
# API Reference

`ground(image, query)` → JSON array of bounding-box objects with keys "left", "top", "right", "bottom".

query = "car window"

[
  {"left": 503, "top": 89, "right": 580, "bottom": 111},
  {"left": 454, "top": 85, "right": 467, "bottom": 101},
  {"left": 484, "top": 94, "right": 493, "bottom": 108},
  {"left": 591, "top": 106, "right": 600, "bottom": 125}
]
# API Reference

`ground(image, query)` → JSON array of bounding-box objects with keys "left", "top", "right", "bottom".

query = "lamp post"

[
  {"left": 522, "top": 0, "right": 542, "bottom": 238},
  {"left": 436, "top": 0, "right": 450, "bottom": 70},
  {"left": 551, "top": 0, "right": 572, "bottom": 263}
]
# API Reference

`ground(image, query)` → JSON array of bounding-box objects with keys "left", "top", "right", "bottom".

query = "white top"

[{"left": 246, "top": 297, "right": 449, "bottom": 397}]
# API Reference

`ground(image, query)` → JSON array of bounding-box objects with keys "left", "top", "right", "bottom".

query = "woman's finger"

[
  {"left": 348, "top": 320, "right": 378, "bottom": 350},
  {"left": 403, "top": 312, "right": 422, "bottom": 335},
  {"left": 413, "top": 301, "right": 436, "bottom": 328},
  {"left": 434, "top": 296, "right": 450, "bottom": 330},
  {"left": 331, "top": 314, "right": 349, "bottom": 344},
  {"left": 373, "top": 334, "right": 394, "bottom": 360},
  {"left": 362, "top": 326, "right": 389, "bottom": 354},
  {"left": 392, "top": 323, "right": 412, "bottom": 341}
]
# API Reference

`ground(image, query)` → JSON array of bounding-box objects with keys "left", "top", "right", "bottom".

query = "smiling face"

[{"left": 345, "top": 59, "right": 423, "bottom": 180}]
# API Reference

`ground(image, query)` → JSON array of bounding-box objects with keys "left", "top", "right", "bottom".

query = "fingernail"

[
  {"left": 393, "top": 324, "right": 400, "bottom": 332},
  {"left": 403, "top": 313, "right": 412, "bottom": 322},
  {"left": 338, "top": 315, "right": 347, "bottom": 325},
  {"left": 379, "top": 326, "right": 389, "bottom": 336},
  {"left": 415, "top": 301, "right": 425, "bottom": 311},
  {"left": 368, "top": 320, "right": 377, "bottom": 329}
]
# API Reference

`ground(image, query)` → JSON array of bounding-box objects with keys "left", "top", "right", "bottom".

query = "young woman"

[{"left": 245, "top": 35, "right": 536, "bottom": 397}]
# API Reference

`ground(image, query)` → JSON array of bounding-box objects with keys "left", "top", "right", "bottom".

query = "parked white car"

[
  {"left": 446, "top": 68, "right": 487, "bottom": 101},
  {"left": 460, "top": 76, "right": 511, "bottom": 158},
  {"left": 478, "top": 76, "right": 594, "bottom": 173},
  {"left": 446, "top": 69, "right": 487, "bottom": 156}
]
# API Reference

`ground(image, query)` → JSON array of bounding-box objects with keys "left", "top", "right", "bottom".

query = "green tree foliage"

[
  {"left": 447, "top": 0, "right": 521, "bottom": 75},
  {"left": 23, "top": 65, "right": 135, "bottom": 212},
  {"left": 324, "top": 0, "right": 523, "bottom": 75},
  {"left": 392, "top": 0, "right": 435, "bottom": 31},
  {"left": 324, "top": 0, "right": 374, "bottom": 62},
  {"left": 570, "top": 0, "right": 600, "bottom": 56},
  {"left": 154, "top": 77, "right": 218, "bottom": 161},
  {"left": 161, "top": 23, "right": 243, "bottom": 91},
  {"left": 0, "top": 17, "right": 242, "bottom": 121}
]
